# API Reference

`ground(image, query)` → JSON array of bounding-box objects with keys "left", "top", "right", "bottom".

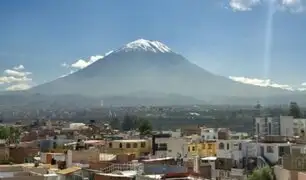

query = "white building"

[
  {"left": 279, "top": 116, "right": 306, "bottom": 137},
  {"left": 255, "top": 115, "right": 306, "bottom": 138},
  {"left": 254, "top": 116, "right": 280, "bottom": 136},
  {"left": 200, "top": 127, "right": 217, "bottom": 140},
  {"left": 279, "top": 116, "right": 294, "bottom": 137},
  {"left": 152, "top": 134, "right": 188, "bottom": 160},
  {"left": 257, "top": 142, "right": 291, "bottom": 164},
  {"left": 216, "top": 139, "right": 252, "bottom": 180}
]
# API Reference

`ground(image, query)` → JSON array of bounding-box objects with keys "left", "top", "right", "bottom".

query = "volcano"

[{"left": 29, "top": 39, "right": 293, "bottom": 100}]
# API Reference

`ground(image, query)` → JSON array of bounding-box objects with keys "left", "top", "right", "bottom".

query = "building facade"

[
  {"left": 188, "top": 141, "right": 217, "bottom": 158},
  {"left": 152, "top": 134, "right": 188, "bottom": 160},
  {"left": 105, "top": 139, "right": 151, "bottom": 158}
]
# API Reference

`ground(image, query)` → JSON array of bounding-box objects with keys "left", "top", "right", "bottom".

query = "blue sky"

[{"left": 1, "top": 0, "right": 306, "bottom": 91}]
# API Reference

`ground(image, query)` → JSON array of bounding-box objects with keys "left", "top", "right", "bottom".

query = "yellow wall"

[
  {"left": 188, "top": 141, "right": 216, "bottom": 157},
  {"left": 104, "top": 139, "right": 151, "bottom": 158}
]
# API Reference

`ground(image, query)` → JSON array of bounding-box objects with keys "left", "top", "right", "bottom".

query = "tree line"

[{"left": 109, "top": 113, "right": 152, "bottom": 135}]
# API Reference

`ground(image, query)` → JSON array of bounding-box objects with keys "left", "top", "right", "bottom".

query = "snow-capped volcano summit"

[
  {"left": 116, "top": 39, "right": 172, "bottom": 53},
  {"left": 29, "top": 38, "right": 294, "bottom": 102}
]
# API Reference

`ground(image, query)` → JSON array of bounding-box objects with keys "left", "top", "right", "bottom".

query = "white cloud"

[
  {"left": 278, "top": 0, "right": 305, "bottom": 12},
  {"left": 229, "top": 0, "right": 260, "bottom": 11},
  {"left": 71, "top": 59, "right": 90, "bottom": 69},
  {"left": 228, "top": 0, "right": 305, "bottom": 12},
  {"left": 6, "top": 84, "right": 31, "bottom": 91},
  {"left": 301, "top": 82, "right": 306, "bottom": 86},
  {"left": 0, "top": 65, "right": 33, "bottom": 91},
  {"left": 66, "top": 55, "right": 104, "bottom": 69},
  {"left": 0, "top": 76, "right": 32, "bottom": 84},
  {"left": 229, "top": 76, "right": 294, "bottom": 91},
  {"left": 13, "top": 65, "right": 25, "bottom": 71},
  {"left": 298, "top": 87, "right": 306, "bottom": 91},
  {"left": 4, "top": 69, "right": 31, "bottom": 77}
]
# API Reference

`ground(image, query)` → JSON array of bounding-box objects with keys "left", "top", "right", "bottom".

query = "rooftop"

[
  {"left": 112, "top": 139, "right": 147, "bottom": 143},
  {"left": 97, "top": 170, "right": 137, "bottom": 177}
]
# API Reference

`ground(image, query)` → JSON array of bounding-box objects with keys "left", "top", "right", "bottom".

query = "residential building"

[
  {"left": 254, "top": 116, "right": 280, "bottom": 137},
  {"left": 279, "top": 116, "right": 294, "bottom": 137},
  {"left": 199, "top": 156, "right": 217, "bottom": 179},
  {"left": 215, "top": 129, "right": 255, "bottom": 180},
  {"left": 255, "top": 115, "right": 306, "bottom": 138},
  {"left": 188, "top": 140, "right": 217, "bottom": 158},
  {"left": 200, "top": 128, "right": 217, "bottom": 140},
  {"left": 105, "top": 139, "right": 151, "bottom": 158},
  {"left": 257, "top": 135, "right": 292, "bottom": 165},
  {"left": 152, "top": 134, "right": 188, "bottom": 160}
]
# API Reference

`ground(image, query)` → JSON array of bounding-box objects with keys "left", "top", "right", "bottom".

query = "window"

[
  {"left": 109, "top": 142, "right": 112, "bottom": 148},
  {"left": 192, "top": 146, "right": 195, "bottom": 151},
  {"left": 208, "top": 144, "right": 212, "bottom": 149},
  {"left": 126, "top": 143, "right": 131, "bottom": 148},
  {"left": 141, "top": 142, "right": 146, "bottom": 148},
  {"left": 267, "top": 146, "right": 274, "bottom": 153},
  {"left": 157, "top": 143, "right": 167, "bottom": 151},
  {"left": 227, "top": 143, "right": 230, "bottom": 150},
  {"left": 188, "top": 147, "right": 190, "bottom": 152},
  {"left": 238, "top": 143, "right": 242, "bottom": 151},
  {"left": 119, "top": 143, "right": 122, "bottom": 148},
  {"left": 133, "top": 143, "right": 138, "bottom": 148},
  {"left": 219, "top": 142, "right": 224, "bottom": 149}
]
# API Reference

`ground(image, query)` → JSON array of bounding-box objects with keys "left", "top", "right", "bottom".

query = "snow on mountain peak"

[{"left": 118, "top": 39, "right": 172, "bottom": 53}]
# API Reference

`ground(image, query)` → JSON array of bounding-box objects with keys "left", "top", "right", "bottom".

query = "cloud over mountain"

[{"left": 229, "top": 76, "right": 295, "bottom": 91}]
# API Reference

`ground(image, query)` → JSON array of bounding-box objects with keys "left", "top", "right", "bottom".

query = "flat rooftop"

[{"left": 112, "top": 139, "right": 147, "bottom": 143}]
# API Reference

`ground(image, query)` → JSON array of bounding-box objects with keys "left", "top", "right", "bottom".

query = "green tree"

[
  {"left": 8, "top": 126, "right": 21, "bottom": 144},
  {"left": 0, "top": 126, "right": 21, "bottom": 144},
  {"left": 289, "top": 102, "right": 301, "bottom": 118},
  {"left": 138, "top": 119, "right": 152, "bottom": 136},
  {"left": 248, "top": 166, "right": 274, "bottom": 180},
  {"left": 0, "top": 126, "right": 10, "bottom": 139}
]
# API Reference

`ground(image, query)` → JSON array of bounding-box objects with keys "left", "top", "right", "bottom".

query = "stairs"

[{"left": 257, "top": 155, "right": 272, "bottom": 168}]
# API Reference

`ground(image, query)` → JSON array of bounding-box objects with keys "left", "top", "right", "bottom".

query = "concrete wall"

[
  {"left": 9, "top": 147, "right": 39, "bottom": 164},
  {"left": 274, "top": 165, "right": 298, "bottom": 180},
  {"left": 72, "top": 149, "right": 99, "bottom": 163},
  {"left": 298, "top": 172, "right": 306, "bottom": 180},
  {"left": 280, "top": 116, "right": 294, "bottom": 137},
  {"left": 155, "top": 137, "right": 188, "bottom": 158}
]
